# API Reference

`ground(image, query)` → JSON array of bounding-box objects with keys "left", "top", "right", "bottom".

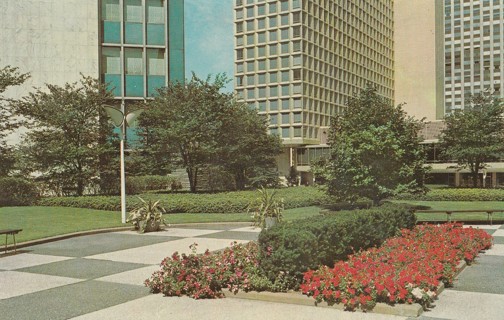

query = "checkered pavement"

[{"left": 1, "top": 223, "right": 503, "bottom": 320}]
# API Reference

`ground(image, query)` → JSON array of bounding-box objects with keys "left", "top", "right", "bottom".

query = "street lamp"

[{"left": 103, "top": 103, "right": 144, "bottom": 223}]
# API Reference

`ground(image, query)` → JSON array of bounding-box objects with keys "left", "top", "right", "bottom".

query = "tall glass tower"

[{"left": 441, "top": 0, "right": 503, "bottom": 115}]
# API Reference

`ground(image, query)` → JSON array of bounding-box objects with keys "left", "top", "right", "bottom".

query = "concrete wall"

[
  {"left": 394, "top": 0, "right": 443, "bottom": 121},
  {"left": 0, "top": 0, "right": 100, "bottom": 143}
]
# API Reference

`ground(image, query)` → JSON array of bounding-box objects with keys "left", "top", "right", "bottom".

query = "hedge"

[
  {"left": 257, "top": 203, "right": 417, "bottom": 287},
  {"left": 0, "top": 177, "right": 40, "bottom": 207},
  {"left": 37, "top": 186, "right": 329, "bottom": 213},
  {"left": 394, "top": 188, "right": 504, "bottom": 201}
]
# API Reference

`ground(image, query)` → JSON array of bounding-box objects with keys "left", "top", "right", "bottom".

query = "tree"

[
  {"left": 440, "top": 94, "right": 504, "bottom": 187},
  {"left": 215, "top": 101, "right": 282, "bottom": 190},
  {"left": 12, "top": 76, "right": 116, "bottom": 196},
  {"left": 140, "top": 73, "right": 282, "bottom": 192},
  {"left": 0, "top": 65, "right": 30, "bottom": 176},
  {"left": 318, "top": 86, "right": 426, "bottom": 205}
]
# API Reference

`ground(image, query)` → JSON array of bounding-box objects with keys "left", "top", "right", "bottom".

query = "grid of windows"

[
  {"left": 101, "top": 0, "right": 182, "bottom": 98},
  {"left": 443, "top": 0, "right": 503, "bottom": 113},
  {"left": 234, "top": 0, "right": 394, "bottom": 142}
]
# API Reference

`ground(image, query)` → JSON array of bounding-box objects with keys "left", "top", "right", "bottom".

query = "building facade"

[
  {"left": 233, "top": 0, "right": 395, "bottom": 181},
  {"left": 440, "top": 0, "right": 503, "bottom": 116},
  {"left": 394, "top": 0, "right": 444, "bottom": 121},
  {"left": 0, "top": 0, "right": 184, "bottom": 143}
]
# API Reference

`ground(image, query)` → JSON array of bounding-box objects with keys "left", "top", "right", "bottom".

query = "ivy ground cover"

[{"left": 300, "top": 223, "right": 493, "bottom": 311}]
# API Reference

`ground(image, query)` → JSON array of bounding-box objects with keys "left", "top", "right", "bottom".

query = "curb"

[
  {"left": 226, "top": 259, "right": 470, "bottom": 318},
  {"left": 227, "top": 291, "right": 424, "bottom": 317}
]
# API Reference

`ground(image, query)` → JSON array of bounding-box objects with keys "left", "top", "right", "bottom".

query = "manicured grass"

[
  {"left": 391, "top": 200, "right": 504, "bottom": 222},
  {"left": 0, "top": 206, "right": 321, "bottom": 244}
]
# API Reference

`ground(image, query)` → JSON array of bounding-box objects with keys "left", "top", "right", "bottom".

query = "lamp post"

[{"left": 103, "top": 103, "right": 144, "bottom": 223}]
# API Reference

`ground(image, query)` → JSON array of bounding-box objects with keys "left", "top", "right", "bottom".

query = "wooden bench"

[
  {"left": 0, "top": 229, "right": 22, "bottom": 253},
  {"left": 414, "top": 210, "right": 502, "bottom": 225}
]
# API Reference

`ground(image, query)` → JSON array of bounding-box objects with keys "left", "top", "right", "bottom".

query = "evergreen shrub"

[
  {"left": 395, "top": 188, "right": 504, "bottom": 201},
  {"left": 257, "top": 203, "right": 416, "bottom": 287},
  {"left": 0, "top": 177, "right": 40, "bottom": 206}
]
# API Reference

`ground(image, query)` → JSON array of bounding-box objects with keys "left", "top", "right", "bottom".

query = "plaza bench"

[
  {"left": 1, "top": 229, "right": 22, "bottom": 254},
  {"left": 414, "top": 210, "right": 502, "bottom": 225}
]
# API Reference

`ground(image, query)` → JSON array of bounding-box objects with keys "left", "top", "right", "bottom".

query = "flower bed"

[
  {"left": 145, "top": 242, "right": 260, "bottom": 299},
  {"left": 300, "top": 223, "right": 493, "bottom": 311}
]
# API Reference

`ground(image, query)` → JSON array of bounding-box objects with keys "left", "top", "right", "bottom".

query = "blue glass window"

[
  {"left": 125, "top": 48, "right": 144, "bottom": 97},
  {"left": 102, "top": 47, "right": 122, "bottom": 97}
]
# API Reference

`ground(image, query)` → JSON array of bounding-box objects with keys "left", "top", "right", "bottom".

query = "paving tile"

[
  {"left": 484, "top": 244, "right": 504, "bottom": 256},
  {"left": 451, "top": 255, "right": 504, "bottom": 294},
  {"left": 0, "top": 271, "right": 82, "bottom": 300},
  {"left": 174, "top": 223, "right": 252, "bottom": 230},
  {"left": 0, "top": 253, "right": 73, "bottom": 270},
  {"left": 421, "top": 290, "right": 504, "bottom": 320},
  {"left": 492, "top": 229, "right": 504, "bottom": 237},
  {"left": 230, "top": 226, "right": 262, "bottom": 233},
  {"left": 492, "top": 236, "right": 504, "bottom": 245},
  {"left": 96, "top": 265, "right": 160, "bottom": 286},
  {"left": 0, "top": 280, "right": 149, "bottom": 320},
  {"left": 415, "top": 316, "right": 452, "bottom": 320},
  {"left": 16, "top": 258, "right": 149, "bottom": 280},
  {"left": 69, "top": 294, "right": 408, "bottom": 320},
  {"left": 195, "top": 230, "right": 259, "bottom": 241},
  {"left": 86, "top": 237, "right": 249, "bottom": 265},
  {"left": 25, "top": 233, "right": 178, "bottom": 257},
  {"left": 116, "top": 227, "right": 223, "bottom": 238}
]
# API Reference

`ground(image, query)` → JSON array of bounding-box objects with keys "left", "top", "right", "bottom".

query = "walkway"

[{"left": 0, "top": 223, "right": 502, "bottom": 320}]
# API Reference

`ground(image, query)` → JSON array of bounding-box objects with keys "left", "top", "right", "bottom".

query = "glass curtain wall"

[{"left": 100, "top": 0, "right": 173, "bottom": 98}]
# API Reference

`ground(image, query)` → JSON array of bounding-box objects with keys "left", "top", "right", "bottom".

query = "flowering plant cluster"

[
  {"left": 300, "top": 223, "right": 493, "bottom": 311},
  {"left": 145, "top": 241, "right": 261, "bottom": 299}
]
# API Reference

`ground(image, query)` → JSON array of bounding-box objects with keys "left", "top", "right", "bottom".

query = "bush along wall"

[
  {"left": 257, "top": 203, "right": 417, "bottom": 288},
  {"left": 38, "top": 186, "right": 328, "bottom": 213},
  {"left": 394, "top": 188, "right": 504, "bottom": 201},
  {"left": 0, "top": 177, "right": 40, "bottom": 207}
]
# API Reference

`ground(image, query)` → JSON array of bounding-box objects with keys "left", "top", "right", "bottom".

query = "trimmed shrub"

[
  {"left": 126, "top": 175, "right": 179, "bottom": 195},
  {"left": 0, "top": 177, "right": 40, "bottom": 206},
  {"left": 257, "top": 203, "right": 416, "bottom": 287},
  {"left": 38, "top": 186, "right": 329, "bottom": 213},
  {"left": 395, "top": 188, "right": 504, "bottom": 201}
]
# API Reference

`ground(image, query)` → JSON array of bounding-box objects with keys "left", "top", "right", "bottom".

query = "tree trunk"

[
  {"left": 77, "top": 179, "right": 84, "bottom": 196},
  {"left": 187, "top": 166, "right": 198, "bottom": 193},
  {"left": 235, "top": 170, "right": 246, "bottom": 190},
  {"left": 472, "top": 171, "right": 479, "bottom": 188}
]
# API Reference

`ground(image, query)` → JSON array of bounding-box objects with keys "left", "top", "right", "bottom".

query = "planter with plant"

[
  {"left": 127, "top": 197, "right": 168, "bottom": 233},
  {"left": 248, "top": 188, "right": 284, "bottom": 229}
]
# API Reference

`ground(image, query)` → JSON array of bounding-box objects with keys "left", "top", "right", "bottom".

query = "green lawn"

[
  {"left": 391, "top": 200, "right": 504, "bottom": 222},
  {"left": 0, "top": 206, "right": 322, "bottom": 244}
]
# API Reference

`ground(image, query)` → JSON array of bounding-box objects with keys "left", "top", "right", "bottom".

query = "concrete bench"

[
  {"left": 414, "top": 210, "right": 502, "bottom": 225},
  {"left": 0, "top": 229, "right": 22, "bottom": 253}
]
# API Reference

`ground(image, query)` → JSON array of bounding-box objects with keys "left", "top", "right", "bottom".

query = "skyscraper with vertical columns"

[
  {"left": 233, "top": 0, "right": 394, "bottom": 180},
  {"left": 440, "top": 0, "right": 503, "bottom": 116}
]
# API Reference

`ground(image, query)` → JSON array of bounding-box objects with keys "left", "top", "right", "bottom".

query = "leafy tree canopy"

[
  {"left": 317, "top": 86, "right": 427, "bottom": 205},
  {"left": 139, "top": 73, "right": 281, "bottom": 192},
  {"left": 12, "top": 75, "right": 116, "bottom": 196},
  {"left": 440, "top": 94, "right": 504, "bottom": 187},
  {"left": 0, "top": 65, "right": 30, "bottom": 176}
]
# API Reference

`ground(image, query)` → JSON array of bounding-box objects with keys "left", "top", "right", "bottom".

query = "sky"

[{"left": 184, "top": 0, "right": 235, "bottom": 92}]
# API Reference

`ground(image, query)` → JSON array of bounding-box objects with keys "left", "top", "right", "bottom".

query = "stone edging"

[{"left": 226, "top": 259, "right": 469, "bottom": 318}]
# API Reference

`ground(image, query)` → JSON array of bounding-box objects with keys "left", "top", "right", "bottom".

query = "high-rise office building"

[
  {"left": 440, "top": 0, "right": 503, "bottom": 116},
  {"left": 233, "top": 0, "right": 394, "bottom": 180},
  {"left": 0, "top": 0, "right": 184, "bottom": 142}
]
